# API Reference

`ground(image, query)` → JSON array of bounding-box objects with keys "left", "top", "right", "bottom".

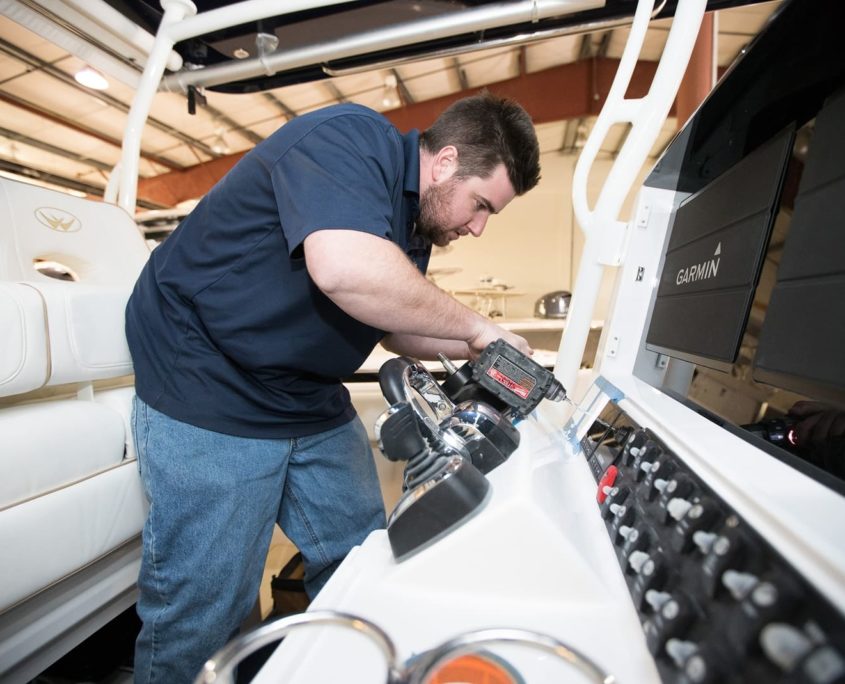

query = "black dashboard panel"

[
  {"left": 647, "top": 0, "right": 845, "bottom": 196},
  {"left": 753, "top": 87, "right": 845, "bottom": 405},
  {"left": 646, "top": 127, "right": 793, "bottom": 371},
  {"left": 582, "top": 401, "right": 845, "bottom": 683}
]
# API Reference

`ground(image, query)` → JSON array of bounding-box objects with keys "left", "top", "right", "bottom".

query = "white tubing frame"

[
  {"left": 0, "top": 0, "right": 145, "bottom": 89},
  {"left": 108, "top": 0, "right": 360, "bottom": 212},
  {"left": 109, "top": 0, "right": 604, "bottom": 212},
  {"left": 29, "top": 0, "right": 183, "bottom": 72},
  {"left": 159, "top": 0, "right": 604, "bottom": 93},
  {"left": 554, "top": 0, "right": 708, "bottom": 393}
]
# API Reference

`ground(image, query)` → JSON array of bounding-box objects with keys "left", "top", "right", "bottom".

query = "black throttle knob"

[
  {"left": 378, "top": 356, "right": 413, "bottom": 405},
  {"left": 378, "top": 402, "right": 428, "bottom": 462}
]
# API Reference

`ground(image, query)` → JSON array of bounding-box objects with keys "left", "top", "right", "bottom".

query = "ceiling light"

[
  {"left": 74, "top": 66, "right": 109, "bottom": 90},
  {"left": 382, "top": 73, "right": 400, "bottom": 108},
  {"left": 211, "top": 128, "right": 230, "bottom": 155}
]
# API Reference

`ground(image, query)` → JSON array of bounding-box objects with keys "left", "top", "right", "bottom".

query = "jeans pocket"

[{"left": 132, "top": 395, "right": 152, "bottom": 499}]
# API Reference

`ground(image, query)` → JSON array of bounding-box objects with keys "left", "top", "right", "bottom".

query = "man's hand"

[
  {"left": 788, "top": 401, "right": 845, "bottom": 447},
  {"left": 466, "top": 318, "right": 532, "bottom": 361}
]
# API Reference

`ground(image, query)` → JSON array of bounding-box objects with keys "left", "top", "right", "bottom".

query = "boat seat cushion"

[
  {"left": 0, "top": 282, "right": 49, "bottom": 398},
  {"left": 0, "top": 400, "right": 127, "bottom": 510},
  {"left": 26, "top": 280, "right": 135, "bottom": 386}
]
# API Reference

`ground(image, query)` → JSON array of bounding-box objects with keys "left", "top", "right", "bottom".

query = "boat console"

[
  {"left": 202, "top": 0, "right": 845, "bottom": 681},
  {"left": 1, "top": 0, "right": 843, "bottom": 682}
]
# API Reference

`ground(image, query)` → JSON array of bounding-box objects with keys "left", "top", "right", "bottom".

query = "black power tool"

[
  {"left": 374, "top": 339, "right": 567, "bottom": 561},
  {"left": 440, "top": 338, "right": 567, "bottom": 418}
]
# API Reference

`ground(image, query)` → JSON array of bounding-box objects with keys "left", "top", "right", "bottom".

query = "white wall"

[{"left": 430, "top": 152, "right": 653, "bottom": 322}]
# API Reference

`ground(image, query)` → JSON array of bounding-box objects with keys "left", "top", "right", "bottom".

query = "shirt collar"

[{"left": 402, "top": 129, "right": 420, "bottom": 198}]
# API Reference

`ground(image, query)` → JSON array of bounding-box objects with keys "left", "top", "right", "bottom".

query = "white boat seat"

[{"left": 0, "top": 176, "right": 151, "bottom": 683}]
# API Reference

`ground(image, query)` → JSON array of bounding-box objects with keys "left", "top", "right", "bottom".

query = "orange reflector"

[{"left": 428, "top": 653, "right": 520, "bottom": 684}]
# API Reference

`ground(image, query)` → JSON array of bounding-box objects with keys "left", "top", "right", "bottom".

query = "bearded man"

[{"left": 125, "top": 92, "right": 541, "bottom": 684}]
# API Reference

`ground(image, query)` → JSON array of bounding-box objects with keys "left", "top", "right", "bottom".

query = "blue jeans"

[{"left": 131, "top": 396, "right": 386, "bottom": 684}]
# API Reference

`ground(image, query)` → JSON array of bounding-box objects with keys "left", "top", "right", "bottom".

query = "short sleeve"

[{"left": 271, "top": 113, "right": 402, "bottom": 256}]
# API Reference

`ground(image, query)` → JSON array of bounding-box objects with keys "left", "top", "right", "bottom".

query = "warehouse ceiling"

[{"left": 0, "top": 0, "right": 781, "bottom": 211}]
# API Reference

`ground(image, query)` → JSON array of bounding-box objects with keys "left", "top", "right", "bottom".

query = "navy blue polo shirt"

[{"left": 126, "top": 104, "right": 429, "bottom": 438}]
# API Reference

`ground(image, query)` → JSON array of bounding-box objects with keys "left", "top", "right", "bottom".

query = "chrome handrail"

[
  {"left": 194, "top": 610, "right": 401, "bottom": 684},
  {"left": 196, "top": 613, "right": 616, "bottom": 683}
]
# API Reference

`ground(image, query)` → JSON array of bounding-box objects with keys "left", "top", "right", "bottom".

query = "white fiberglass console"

[{"left": 237, "top": 1, "right": 845, "bottom": 682}]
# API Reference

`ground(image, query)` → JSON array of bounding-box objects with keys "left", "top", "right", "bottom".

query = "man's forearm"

[
  {"left": 305, "top": 230, "right": 484, "bottom": 340},
  {"left": 382, "top": 333, "right": 470, "bottom": 361},
  {"left": 304, "top": 229, "right": 531, "bottom": 358}
]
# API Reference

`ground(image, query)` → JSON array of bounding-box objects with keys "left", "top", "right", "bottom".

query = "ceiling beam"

[
  {"left": 0, "top": 158, "right": 163, "bottom": 209},
  {"left": 323, "top": 81, "right": 348, "bottom": 104},
  {"left": 0, "top": 125, "right": 114, "bottom": 173},
  {"left": 450, "top": 58, "right": 469, "bottom": 91},
  {"left": 381, "top": 57, "right": 661, "bottom": 132},
  {"left": 135, "top": 151, "right": 247, "bottom": 208},
  {"left": 391, "top": 69, "right": 415, "bottom": 106},
  {"left": 0, "top": 37, "right": 219, "bottom": 161},
  {"left": 137, "top": 57, "right": 669, "bottom": 208},
  {"left": 676, "top": 12, "right": 715, "bottom": 130},
  {"left": 0, "top": 90, "right": 179, "bottom": 172},
  {"left": 263, "top": 92, "right": 298, "bottom": 120}
]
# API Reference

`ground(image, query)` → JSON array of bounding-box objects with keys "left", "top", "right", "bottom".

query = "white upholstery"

[
  {"left": 0, "top": 400, "right": 127, "bottom": 510},
  {"left": 0, "top": 282, "right": 48, "bottom": 397},
  {"left": 26, "top": 281, "right": 135, "bottom": 386},
  {"left": 94, "top": 386, "right": 140, "bottom": 461},
  {"left": 0, "top": 461, "right": 146, "bottom": 615},
  {"left": 0, "top": 176, "right": 148, "bottom": 283},
  {"left": 0, "top": 176, "right": 151, "bottom": 679}
]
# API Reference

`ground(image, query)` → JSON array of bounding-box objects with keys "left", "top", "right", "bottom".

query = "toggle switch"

[
  {"left": 628, "top": 550, "right": 651, "bottom": 575},
  {"left": 609, "top": 502, "right": 627, "bottom": 518},
  {"left": 693, "top": 530, "right": 718, "bottom": 554},
  {"left": 596, "top": 465, "right": 619, "bottom": 503},
  {"left": 761, "top": 622, "right": 814, "bottom": 670},
  {"left": 646, "top": 589, "right": 672, "bottom": 612},
  {"left": 621, "top": 525, "right": 650, "bottom": 561},
  {"left": 760, "top": 622, "right": 845, "bottom": 683},
  {"left": 665, "top": 638, "right": 724, "bottom": 684},
  {"left": 644, "top": 592, "right": 695, "bottom": 657},
  {"left": 632, "top": 550, "right": 668, "bottom": 610},
  {"left": 601, "top": 485, "right": 630, "bottom": 520},
  {"left": 667, "top": 497, "right": 694, "bottom": 522},
  {"left": 722, "top": 569, "right": 760, "bottom": 601},
  {"left": 622, "top": 430, "right": 649, "bottom": 466},
  {"left": 672, "top": 497, "right": 722, "bottom": 553},
  {"left": 610, "top": 503, "right": 635, "bottom": 545},
  {"left": 702, "top": 529, "right": 747, "bottom": 598},
  {"left": 726, "top": 572, "right": 801, "bottom": 656},
  {"left": 659, "top": 475, "right": 695, "bottom": 523},
  {"left": 632, "top": 441, "right": 661, "bottom": 480},
  {"left": 644, "top": 459, "right": 676, "bottom": 501},
  {"left": 666, "top": 638, "right": 699, "bottom": 668}
]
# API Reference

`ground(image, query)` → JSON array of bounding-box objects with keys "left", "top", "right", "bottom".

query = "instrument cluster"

[{"left": 582, "top": 402, "right": 845, "bottom": 684}]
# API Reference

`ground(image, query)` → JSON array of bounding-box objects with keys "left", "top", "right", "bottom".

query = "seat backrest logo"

[{"left": 34, "top": 207, "right": 81, "bottom": 233}]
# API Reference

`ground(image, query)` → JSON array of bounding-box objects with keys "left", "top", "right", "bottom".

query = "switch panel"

[{"left": 581, "top": 401, "right": 845, "bottom": 683}]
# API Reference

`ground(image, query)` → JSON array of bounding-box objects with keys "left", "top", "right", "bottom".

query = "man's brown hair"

[{"left": 420, "top": 91, "right": 541, "bottom": 195}]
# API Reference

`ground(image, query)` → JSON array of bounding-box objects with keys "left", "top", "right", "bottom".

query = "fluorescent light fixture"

[{"left": 74, "top": 66, "right": 109, "bottom": 90}]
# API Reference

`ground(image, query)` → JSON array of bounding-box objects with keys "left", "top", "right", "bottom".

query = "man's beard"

[{"left": 415, "top": 178, "right": 458, "bottom": 247}]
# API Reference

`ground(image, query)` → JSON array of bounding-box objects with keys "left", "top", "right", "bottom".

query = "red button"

[{"left": 597, "top": 465, "right": 619, "bottom": 503}]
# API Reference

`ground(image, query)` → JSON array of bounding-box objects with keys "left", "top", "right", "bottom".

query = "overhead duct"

[{"left": 159, "top": 0, "right": 605, "bottom": 93}]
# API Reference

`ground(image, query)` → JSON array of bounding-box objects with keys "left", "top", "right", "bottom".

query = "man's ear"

[{"left": 431, "top": 145, "right": 459, "bottom": 183}]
